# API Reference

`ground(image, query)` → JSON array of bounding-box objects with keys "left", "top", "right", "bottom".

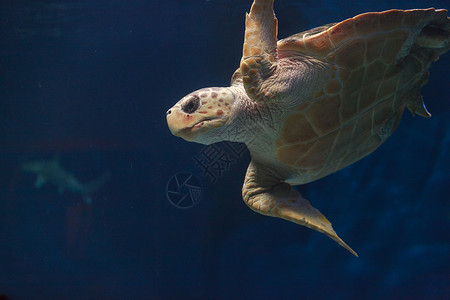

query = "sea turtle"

[{"left": 166, "top": 0, "right": 450, "bottom": 256}]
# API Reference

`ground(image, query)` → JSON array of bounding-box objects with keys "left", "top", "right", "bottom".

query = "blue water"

[{"left": 1, "top": 0, "right": 449, "bottom": 299}]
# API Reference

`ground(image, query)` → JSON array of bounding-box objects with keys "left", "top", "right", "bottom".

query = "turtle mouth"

[
  {"left": 176, "top": 117, "right": 224, "bottom": 140},
  {"left": 193, "top": 117, "right": 222, "bottom": 129},
  {"left": 182, "top": 117, "right": 220, "bottom": 133}
]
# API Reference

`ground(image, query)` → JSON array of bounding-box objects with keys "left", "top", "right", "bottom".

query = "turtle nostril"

[{"left": 167, "top": 110, "right": 172, "bottom": 115}]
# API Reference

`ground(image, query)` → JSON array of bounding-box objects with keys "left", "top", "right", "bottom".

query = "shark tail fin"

[{"left": 82, "top": 172, "right": 111, "bottom": 204}]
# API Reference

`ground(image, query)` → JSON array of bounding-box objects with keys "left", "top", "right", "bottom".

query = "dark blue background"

[{"left": 0, "top": 0, "right": 449, "bottom": 299}]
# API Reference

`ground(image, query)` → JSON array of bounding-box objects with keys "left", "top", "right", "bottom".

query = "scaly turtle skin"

[{"left": 166, "top": 0, "right": 450, "bottom": 256}]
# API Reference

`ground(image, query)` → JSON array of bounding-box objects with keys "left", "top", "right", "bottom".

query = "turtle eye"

[{"left": 182, "top": 95, "right": 200, "bottom": 114}]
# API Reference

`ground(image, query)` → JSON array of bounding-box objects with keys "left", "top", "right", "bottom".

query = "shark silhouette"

[{"left": 22, "top": 155, "right": 110, "bottom": 204}]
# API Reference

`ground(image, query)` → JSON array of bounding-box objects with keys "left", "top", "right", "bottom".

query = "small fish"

[{"left": 22, "top": 155, "right": 110, "bottom": 204}]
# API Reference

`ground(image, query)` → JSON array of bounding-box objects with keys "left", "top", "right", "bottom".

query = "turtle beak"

[
  {"left": 166, "top": 108, "right": 185, "bottom": 136},
  {"left": 166, "top": 107, "right": 205, "bottom": 141},
  {"left": 166, "top": 107, "right": 226, "bottom": 142}
]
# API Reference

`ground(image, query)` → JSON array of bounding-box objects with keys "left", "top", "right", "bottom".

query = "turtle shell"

[{"left": 274, "top": 9, "right": 449, "bottom": 179}]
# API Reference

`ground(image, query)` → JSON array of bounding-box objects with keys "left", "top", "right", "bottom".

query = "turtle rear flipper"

[{"left": 243, "top": 160, "right": 358, "bottom": 257}]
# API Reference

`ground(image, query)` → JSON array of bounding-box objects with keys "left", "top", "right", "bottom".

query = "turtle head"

[{"left": 166, "top": 87, "right": 236, "bottom": 144}]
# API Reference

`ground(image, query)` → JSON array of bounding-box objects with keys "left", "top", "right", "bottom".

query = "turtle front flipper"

[
  {"left": 242, "top": 160, "right": 358, "bottom": 257},
  {"left": 240, "top": 0, "right": 278, "bottom": 102}
]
